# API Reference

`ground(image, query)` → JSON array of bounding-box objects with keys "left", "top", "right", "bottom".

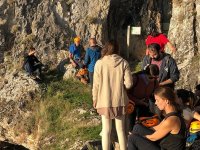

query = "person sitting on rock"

[
  {"left": 176, "top": 89, "right": 200, "bottom": 128},
  {"left": 69, "top": 37, "right": 88, "bottom": 84},
  {"left": 23, "top": 47, "right": 43, "bottom": 79},
  {"left": 127, "top": 64, "right": 159, "bottom": 132},
  {"left": 69, "top": 36, "right": 85, "bottom": 69}
]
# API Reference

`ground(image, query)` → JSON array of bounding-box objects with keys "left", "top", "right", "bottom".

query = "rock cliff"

[{"left": 0, "top": 0, "right": 200, "bottom": 149}]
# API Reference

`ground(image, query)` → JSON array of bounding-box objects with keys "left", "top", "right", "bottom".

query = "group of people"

[
  {"left": 69, "top": 37, "right": 101, "bottom": 85},
  {"left": 91, "top": 22, "right": 200, "bottom": 150},
  {"left": 22, "top": 21, "right": 200, "bottom": 150}
]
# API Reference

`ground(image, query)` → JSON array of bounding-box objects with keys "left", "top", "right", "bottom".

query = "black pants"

[
  {"left": 24, "top": 62, "right": 42, "bottom": 77},
  {"left": 128, "top": 105, "right": 153, "bottom": 132},
  {"left": 128, "top": 124, "right": 161, "bottom": 150},
  {"left": 88, "top": 72, "right": 94, "bottom": 87}
]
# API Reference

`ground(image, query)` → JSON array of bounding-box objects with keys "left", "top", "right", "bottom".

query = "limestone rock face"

[
  {"left": 0, "top": 70, "right": 40, "bottom": 149},
  {"left": 1, "top": 0, "right": 200, "bottom": 149},
  {"left": 168, "top": 0, "right": 200, "bottom": 90},
  {"left": 0, "top": 0, "right": 110, "bottom": 69}
]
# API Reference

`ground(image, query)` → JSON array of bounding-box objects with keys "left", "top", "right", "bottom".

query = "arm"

[
  {"left": 160, "top": 57, "right": 180, "bottom": 86},
  {"left": 69, "top": 44, "right": 74, "bottom": 59},
  {"left": 145, "top": 118, "right": 175, "bottom": 141},
  {"left": 84, "top": 49, "right": 89, "bottom": 66},
  {"left": 159, "top": 79, "right": 173, "bottom": 86},
  {"left": 142, "top": 56, "right": 150, "bottom": 70},
  {"left": 124, "top": 61, "right": 133, "bottom": 89},
  {"left": 92, "top": 61, "right": 100, "bottom": 108},
  {"left": 166, "top": 42, "right": 176, "bottom": 53},
  {"left": 194, "top": 111, "right": 200, "bottom": 121}
]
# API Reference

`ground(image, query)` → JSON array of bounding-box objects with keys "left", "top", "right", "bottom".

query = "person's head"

[
  {"left": 28, "top": 47, "right": 36, "bottom": 56},
  {"left": 101, "top": 40, "right": 119, "bottom": 58},
  {"left": 144, "top": 64, "right": 159, "bottom": 78},
  {"left": 89, "top": 38, "right": 97, "bottom": 47},
  {"left": 176, "top": 89, "right": 196, "bottom": 109},
  {"left": 146, "top": 21, "right": 159, "bottom": 37},
  {"left": 148, "top": 43, "right": 161, "bottom": 60},
  {"left": 154, "top": 86, "right": 177, "bottom": 111},
  {"left": 74, "top": 37, "right": 81, "bottom": 46}
]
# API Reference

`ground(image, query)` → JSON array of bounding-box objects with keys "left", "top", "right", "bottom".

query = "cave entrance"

[{"left": 107, "top": 0, "right": 172, "bottom": 60}]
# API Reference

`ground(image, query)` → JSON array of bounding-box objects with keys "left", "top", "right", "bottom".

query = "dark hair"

[
  {"left": 176, "top": 89, "right": 196, "bottom": 109},
  {"left": 154, "top": 87, "right": 175, "bottom": 103},
  {"left": 148, "top": 43, "right": 161, "bottom": 53},
  {"left": 154, "top": 86, "right": 181, "bottom": 112},
  {"left": 101, "top": 40, "right": 119, "bottom": 58},
  {"left": 29, "top": 47, "right": 35, "bottom": 51},
  {"left": 145, "top": 64, "right": 159, "bottom": 77},
  {"left": 146, "top": 21, "right": 160, "bottom": 37}
]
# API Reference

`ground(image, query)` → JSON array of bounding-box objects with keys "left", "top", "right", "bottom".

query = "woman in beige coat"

[{"left": 93, "top": 40, "right": 133, "bottom": 150}]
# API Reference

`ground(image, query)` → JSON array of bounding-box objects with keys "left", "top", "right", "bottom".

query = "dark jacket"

[
  {"left": 84, "top": 45, "right": 101, "bottom": 72},
  {"left": 24, "top": 55, "right": 40, "bottom": 68},
  {"left": 142, "top": 53, "right": 180, "bottom": 89}
]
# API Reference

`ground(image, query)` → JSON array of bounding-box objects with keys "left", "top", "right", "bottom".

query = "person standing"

[
  {"left": 142, "top": 43, "right": 180, "bottom": 89},
  {"left": 145, "top": 21, "right": 176, "bottom": 55},
  {"left": 84, "top": 38, "right": 101, "bottom": 86},
  {"left": 93, "top": 40, "right": 133, "bottom": 150}
]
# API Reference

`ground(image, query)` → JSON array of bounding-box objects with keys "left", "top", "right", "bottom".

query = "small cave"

[
  {"left": 107, "top": 0, "right": 172, "bottom": 60},
  {"left": 0, "top": 141, "right": 29, "bottom": 150}
]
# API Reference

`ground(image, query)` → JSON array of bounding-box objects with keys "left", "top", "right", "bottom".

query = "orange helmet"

[{"left": 74, "top": 37, "right": 81, "bottom": 43}]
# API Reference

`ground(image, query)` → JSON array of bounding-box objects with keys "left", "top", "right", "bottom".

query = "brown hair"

[
  {"left": 154, "top": 87, "right": 175, "bottom": 103},
  {"left": 29, "top": 47, "right": 35, "bottom": 51},
  {"left": 145, "top": 64, "right": 159, "bottom": 77},
  {"left": 176, "top": 89, "right": 196, "bottom": 109},
  {"left": 148, "top": 43, "right": 161, "bottom": 53},
  {"left": 101, "top": 40, "right": 119, "bottom": 58}
]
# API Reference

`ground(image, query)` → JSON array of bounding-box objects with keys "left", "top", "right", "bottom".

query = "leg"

[
  {"left": 89, "top": 72, "right": 94, "bottom": 86},
  {"left": 132, "top": 124, "right": 154, "bottom": 136},
  {"left": 24, "top": 62, "right": 33, "bottom": 75},
  {"left": 128, "top": 133, "right": 160, "bottom": 150},
  {"left": 128, "top": 111, "right": 136, "bottom": 132},
  {"left": 102, "top": 115, "right": 112, "bottom": 150},
  {"left": 33, "top": 64, "right": 42, "bottom": 78},
  {"left": 115, "top": 115, "right": 127, "bottom": 150}
]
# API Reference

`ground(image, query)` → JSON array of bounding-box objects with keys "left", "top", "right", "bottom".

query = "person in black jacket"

[
  {"left": 142, "top": 43, "right": 180, "bottom": 89},
  {"left": 24, "top": 47, "right": 43, "bottom": 79}
]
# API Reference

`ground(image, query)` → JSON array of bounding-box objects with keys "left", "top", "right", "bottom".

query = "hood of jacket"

[{"left": 103, "top": 54, "right": 123, "bottom": 68}]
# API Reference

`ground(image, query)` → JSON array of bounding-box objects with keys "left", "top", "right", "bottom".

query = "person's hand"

[{"left": 93, "top": 101, "right": 97, "bottom": 108}]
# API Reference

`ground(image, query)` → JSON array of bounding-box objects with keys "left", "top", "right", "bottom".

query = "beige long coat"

[{"left": 92, "top": 54, "right": 133, "bottom": 110}]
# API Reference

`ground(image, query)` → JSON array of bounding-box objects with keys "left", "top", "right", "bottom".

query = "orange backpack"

[{"left": 138, "top": 115, "right": 160, "bottom": 128}]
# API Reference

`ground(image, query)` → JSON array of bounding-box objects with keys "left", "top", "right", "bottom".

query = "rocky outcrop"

[
  {"left": 0, "top": 70, "right": 40, "bottom": 150},
  {"left": 0, "top": 0, "right": 200, "bottom": 149},
  {"left": 0, "top": 0, "right": 109, "bottom": 69},
  {"left": 168, "top": 0, "right": 200, "bottom": 90}
]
